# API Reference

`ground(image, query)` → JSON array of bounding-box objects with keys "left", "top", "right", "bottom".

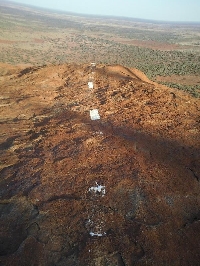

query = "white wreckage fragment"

[
  {"left": 89, "top": 232, "right": 106, "bottom": 237},
  {"left": 90, "top": 109, "right": 100, "bottom": 120},
  {"left": 88, "top": 82, "right": 94, "bottom": 89},
  {"left": 89, "top": 182, "right": 105, "bottom": 196}
]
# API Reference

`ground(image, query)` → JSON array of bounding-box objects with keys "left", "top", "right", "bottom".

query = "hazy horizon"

[{"left": 7, "top": 0, "right": 200, "bottom": 22}]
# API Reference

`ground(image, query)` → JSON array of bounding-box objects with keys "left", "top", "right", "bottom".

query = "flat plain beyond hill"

[{"left": 0, "top": 0, "right": 200, "bottom": 97}]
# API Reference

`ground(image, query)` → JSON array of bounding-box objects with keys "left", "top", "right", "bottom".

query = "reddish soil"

[
  {"left": 0, "top": 63, "right": 22, "bottom": 76},
  {"left": 0, "top": 63, "right": 200, "bottom": 266},
  {"left": 111, "top": 38, "right": 186, "bottom": 51},
  {"left": 0, "top": 39, "right": 27, "bottom": 45},
  {"left": 156, "top": 74, "right": 200, "bottom": 86},
  {"left": 33, "top": 38, "right": 45, "bottom": 44},
  {"left": 0, "top": 39, "right": 17, "bottom": 44}
]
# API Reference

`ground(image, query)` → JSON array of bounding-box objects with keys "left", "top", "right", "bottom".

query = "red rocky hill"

[{"left": 0, "top": 63, "right": 200, "bottom": 265}]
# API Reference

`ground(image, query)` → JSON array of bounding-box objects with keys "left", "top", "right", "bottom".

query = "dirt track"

[{"left": 0, "top": 63, "right": 200, "bottom": 265}]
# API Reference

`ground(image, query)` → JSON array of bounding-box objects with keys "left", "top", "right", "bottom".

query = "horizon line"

[{"left": 1, "top": 0, "right": 200, "bottom": 24}]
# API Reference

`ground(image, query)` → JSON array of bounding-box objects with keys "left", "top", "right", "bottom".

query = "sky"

[{"left": 11, "top": 0, "right": 200, "bottom": 22}]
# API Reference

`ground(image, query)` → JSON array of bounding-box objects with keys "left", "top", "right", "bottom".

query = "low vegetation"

[
  {"left": 0, "top": 2, "right": 200, "bottom": 97},
  {"left": 158, "top": 82, "right": 200, "bottom": 98}
]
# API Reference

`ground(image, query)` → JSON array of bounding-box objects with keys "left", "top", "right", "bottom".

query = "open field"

[{"left": 0, "top": 0, "right": 200, "bottom": 97}]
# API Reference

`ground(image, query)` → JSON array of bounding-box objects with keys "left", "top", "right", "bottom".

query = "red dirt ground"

[
  {"left": 111, "top": 38, "right": 187, "bottom": 51},
  {"left": 156, "top": 74, "right": 200, "bottom": 86},
  {"left": 0, "top": 39, "right": 17, "bottom": 44},
  {"left": 33, "top": 38, "right": 45, "bottom": 44},
  {"left": 0, "top": 63, "right": 199, "bottom": 265}
]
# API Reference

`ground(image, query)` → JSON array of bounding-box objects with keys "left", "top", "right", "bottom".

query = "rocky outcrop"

[{"left": 0, "top": 63, "right": 200, "bottom": 265}]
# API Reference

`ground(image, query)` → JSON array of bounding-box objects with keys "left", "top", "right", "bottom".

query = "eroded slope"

[{"left": 0, "top": 63, "right": 200, "bottom": 266}]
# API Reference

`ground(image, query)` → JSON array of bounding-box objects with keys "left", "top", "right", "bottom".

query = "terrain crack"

[
  {"left": 40, "top": 194, "right": 82, "bottom": 206},
  {"left": 188, "top": 167, "right": 199, "bottom": 182}
]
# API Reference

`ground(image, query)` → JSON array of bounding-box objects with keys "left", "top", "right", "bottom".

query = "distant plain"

[{"left": 0, "top": 0, "right": 200, "bottom": 97}]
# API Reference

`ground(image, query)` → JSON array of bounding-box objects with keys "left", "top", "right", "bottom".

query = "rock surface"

[{"left": 0, "top": 63, "right": 200, "bottom": 265}]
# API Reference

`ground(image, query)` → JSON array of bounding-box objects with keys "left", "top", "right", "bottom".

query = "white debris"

[
  {"left": 95, "top": 131, "right": 103, "bottom": 135},
  {"left": 88, "top": 82, "right": 94, "bottom": 89},
  {"left": 89, "top": 232, "right": 106, "bottom": 237},
  {"left": 90, "top": 109, "right": 100, "bottom": 120},
  {"left": 89, "top": 182, "right": 106, "bottom": 196}
]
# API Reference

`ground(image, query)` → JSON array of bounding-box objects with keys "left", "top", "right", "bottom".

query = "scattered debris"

[{"left": 1, "top": 62, "right": 199, "bottom": 266}]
